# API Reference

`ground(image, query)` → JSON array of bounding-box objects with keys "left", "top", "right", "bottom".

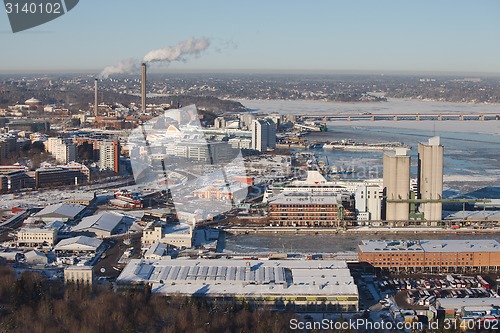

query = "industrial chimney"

[
  {"left": 94, "top": 78, "right": 98, "bottom": 117},
  {"left": 141, "top": 63, "right": 147, "bottom": 112}
]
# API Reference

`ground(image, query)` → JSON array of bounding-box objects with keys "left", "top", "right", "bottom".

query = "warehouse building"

[
  {"left": 117, "top": 259, "right": 358, "bottom": 312},
  {"left": 72, "top": 212, "right": 126, "bottom": 238},
  {"left": 358, "top": 239, "right": 500, "bottom": 273},
  {"left": 34, "top": 202, "right": 86, "bottom": 223},
  {"left": 24, "top": 250, "right": 48, "bottom": 265},
  {"left": 54, "top": 236, "right": 103, "bottom": 254}
]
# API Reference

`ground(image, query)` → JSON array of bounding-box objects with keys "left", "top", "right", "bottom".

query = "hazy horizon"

[{"left": 1, "top": 1, "right": 500, "bottom": 74}]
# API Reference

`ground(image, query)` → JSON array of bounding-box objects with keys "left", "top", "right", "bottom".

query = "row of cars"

[
  {"left": 378, "top": 275, "right": 491, "bottom": 292},
  {"left": 378, "top": 274, "right": 497, "bottom": 308}
]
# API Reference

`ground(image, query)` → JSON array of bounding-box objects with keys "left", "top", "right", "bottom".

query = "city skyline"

[{"left": 1, "top": 0, "right": 500, "bottom": 74}]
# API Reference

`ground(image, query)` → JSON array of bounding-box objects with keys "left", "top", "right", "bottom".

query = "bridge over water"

[{"left": 299, "top": 113, "right": 500, "bottom": 121}]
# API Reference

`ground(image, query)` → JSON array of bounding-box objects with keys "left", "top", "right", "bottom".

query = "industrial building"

[
  {"left": 358, "top": 239, "right": 500, "bottom": 273},
  {"left": 355, "top": 184, "right": 382, "bottom": 221},
  {"left": 116, "top": 259, "right": 359, "bottom": 312},
  {"left": 141, "top": 222, "right": 193, "bottom": 249},
  {"left": 417, "top": 136, "right": 444, "bottom": 221},
  {"left": 383, "top": 148, "right": 411, "bottom": 221},
  {"left": 143, "top": 242, "right": 169, "bottom": 260},
  {"left": 436, "top": 298, "right": 500, "bottom": 323},
  {"left": 34, "top": 202, "right": 86, "bottom": 223},
  {"left": 24, "top": 250, "right": 48, "bottom": 265},
  {"left": 268, "top": 192, "right": 341, "bottom": 227},
  {"left": 445, "top": 210, "right": 500, "bottom": 224},
  {"left": 54, "top": 236, "right": 103, "bottom": 254},
  {"left": 72, "top": 212, "right": 126, "bottom": 238}
]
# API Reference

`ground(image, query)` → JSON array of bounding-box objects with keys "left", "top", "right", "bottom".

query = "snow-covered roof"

[
  {"left": 73, "top": 212, "right": 123, "bottom": 233},
  {"left": 35, "top": 203, "right": 86, "bottom": 219},
  {"left": 54, "top": 236, "right": 102, "bottom": 251},
  {"left": 117, "top": 259, "right": 357, "bottom": 297}
]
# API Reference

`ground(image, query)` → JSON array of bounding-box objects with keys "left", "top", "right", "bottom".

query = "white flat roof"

[
  {"left": 437, "top": 298, "right": 500, "bottom": 309},
  {"left": 117, "top": 259, "right": 357, "bottom": 297}
]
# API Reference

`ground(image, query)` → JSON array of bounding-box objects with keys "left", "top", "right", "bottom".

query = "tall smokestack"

[
  {"left": 141, "top": 63, "right": 147, "bottom": 113},
  {"left": 94, "top": 78, "right": 98, "bottom": 117}
]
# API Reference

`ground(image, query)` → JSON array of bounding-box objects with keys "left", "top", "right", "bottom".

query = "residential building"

[
  {"left": 46, "top": 137, "right": 76, "bottom": 164},
  {"left": 99, "top": 140, "right": 120, "bottom": 173}
]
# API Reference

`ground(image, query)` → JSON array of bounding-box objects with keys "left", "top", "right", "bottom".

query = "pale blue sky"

[{"left": 1, "top": 0, "right": 500, "bottom": 73}]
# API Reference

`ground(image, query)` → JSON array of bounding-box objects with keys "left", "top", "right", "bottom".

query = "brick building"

[{"left": 358, "top": 239, "right": 500, "bottom": 273}]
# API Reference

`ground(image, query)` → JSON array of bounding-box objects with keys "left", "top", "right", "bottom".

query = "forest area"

[{"left": 0, "top": 266, "right": 295, "bottom": 333}]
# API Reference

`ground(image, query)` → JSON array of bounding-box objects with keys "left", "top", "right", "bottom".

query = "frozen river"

[{"left": 224, "top": 99, "right": 500, "bottom": 254}]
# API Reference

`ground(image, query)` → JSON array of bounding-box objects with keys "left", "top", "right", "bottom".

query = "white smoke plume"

[
  {"left": 97, "top": 37, "right": 210, "bottom": 78},
  {"left": 98, "top": 58, "right": 139, "bottom": 79},
  {"left": 143, "top": 37, "right": 210, "bottom": 63}
]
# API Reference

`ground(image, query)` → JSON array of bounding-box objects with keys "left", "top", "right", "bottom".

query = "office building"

[
  {"left": 34, "top": 167, "right": 87, "bottom": 188},
  {"left": 99, "top": 140, "right": 120, "bottom": 173},
  {"left": 383, "top": 148, "right": 411, "bottom": 221},
  {"left": 268, "top": 192, "right": 341, "bottom": 227},
  {"left": 418, "top": 136, "right": 444, "bottom": 221},
  {"left": 174, "top": 141, "right": 235, "bottom": 164},
  {"left": 251, "top": 119, "right": 276, "bottom": 152},
  {"left": 64, "top": 266, "right": 94, "bottom": 286},
  {"left": 17, "top": 227, "right": 58, "bottom": 247}
]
